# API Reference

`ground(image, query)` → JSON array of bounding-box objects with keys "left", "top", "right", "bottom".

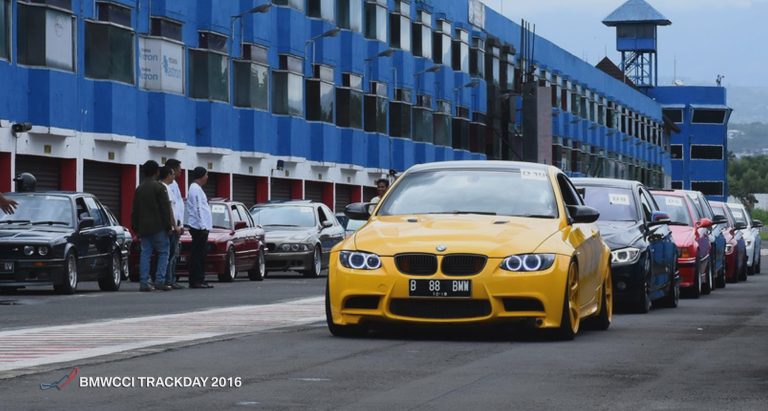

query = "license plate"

[
  {"left": 409, "top": 279, "right": 471, "bottom": 297},
  {"left": 0, "top": 262, "right": 13, "bottom": 273}
]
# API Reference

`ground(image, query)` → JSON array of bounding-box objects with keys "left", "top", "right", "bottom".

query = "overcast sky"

[{"left": 479, "top": 0, "right": 768, "bottom": 88}]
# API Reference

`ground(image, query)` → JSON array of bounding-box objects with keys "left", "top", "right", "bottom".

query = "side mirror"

[
  {"left": 648, "top": 211, "right": 671, "bottom": 226},
  {"left": 696, "top": 218, "right": 713, "bottom": 229},
  {"left": 321, "top": 220, "right": 333, "bottom": 229},
  {"left": 78, "top": 217, "right": 95, "bottom": 231},
  {"left": 712, "top": 215, "right": 728, "bottom": 225},
  {"left": 345, "top": 202, "right": 372, "bottom": 221},
  {"left": 567, "top": 205, "right": 600, "bottom": 224},
  {"left": 752, "top": 219, "right": 764, "bottom": 228},
  {"left": 234, "top": 221, "right": 248, "bottom": 230},
  {"left": 734, "top": 222, "right": 748, "bottom": 230}
]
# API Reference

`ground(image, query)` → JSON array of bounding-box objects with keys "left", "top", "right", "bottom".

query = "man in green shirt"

[{"left": 131, "top": 160, "right": 173, "bottom": 292}]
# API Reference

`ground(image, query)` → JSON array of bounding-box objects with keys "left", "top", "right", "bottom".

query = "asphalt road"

[{"left": 1, "top": 263, "right": 768, "bottom": 410}]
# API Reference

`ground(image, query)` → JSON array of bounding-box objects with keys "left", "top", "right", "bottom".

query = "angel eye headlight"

[
  {"left": 24, "top": 246, "right": 35, "bottom": 256},
  {"left": 501, "top": 254, "right": 555, "bottom": 272},
  {"left": 340, "top": 251, "right": 381, "bottom": 270},
  {"left": 38, "top": 246, "right": 49, "bottom": 256},
  {"left": 610, "top": 247, "right": 642, "bottom": 266}
]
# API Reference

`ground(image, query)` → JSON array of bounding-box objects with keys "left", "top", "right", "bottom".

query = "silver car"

[{"left": 727, "top": 203, "right": 763, "bottom": 274}]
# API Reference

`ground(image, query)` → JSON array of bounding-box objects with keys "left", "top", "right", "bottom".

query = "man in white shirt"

[
  {"left": 163, "top": 160, "right": 185, "bottom": 289},
  {"left": 368, "top": 178, "right": 390, "bottom": 214},
  {"left": 186, "top": 166, "right": 213, "bottom": 289}
]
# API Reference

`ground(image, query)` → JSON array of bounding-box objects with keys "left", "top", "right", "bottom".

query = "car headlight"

[
  {"left": 611, "top": 247, "right": 642, "bottom": 266},
  {"left": 725, "top": 244, "right": 734, "bottom": 254},
  {"left": 24, "top": 245, "right": 35, "bottom": 256},
  {"left": 678, "top": 247, "right": 692, "bottom": 259},
  {"left": 279, "top": 243, "right": 311, "bottom": 252},
  {"left": 339, "top": 251, "right": 381, "bottom": 270},
  {"left": 500, "top": 254, "right": 556, "bottom": 272},
  {"left": 38, "top": 246, "right": 49, "bottom": 256}
]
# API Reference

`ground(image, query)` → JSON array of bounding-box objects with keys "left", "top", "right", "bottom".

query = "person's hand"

[
  {"left": 0, "top": 195, "right": 18, "bottom": 215},
  {"left": 176, "top": 226, "right": 185, "bottom": 235}
]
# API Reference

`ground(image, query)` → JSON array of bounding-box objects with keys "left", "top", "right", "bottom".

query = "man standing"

[
  {"left": 186, "top": 166, "right": 214, "bottom": 289},
  {"left": 159, "top": 165, "right": 184, "bottom": 289},
  {"left": 370, "top": 178, "right": 390, "bottom": 204},
  {"left": 131, "top": 160, "right": 173, "bottom": 292},
  {"left": 164, "top": 159, "right": 185, "bottom": 289}
]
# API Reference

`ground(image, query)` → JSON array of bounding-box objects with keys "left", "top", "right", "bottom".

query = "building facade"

[{"left": 1, "top": 0, "right": 672, "bottom": 225}]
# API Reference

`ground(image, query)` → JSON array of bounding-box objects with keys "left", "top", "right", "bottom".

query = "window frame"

[
  {"left": 336, "top": 72, "right": 364, "bottom": 129},
  {"left": 233, "top": 43, "right": 270, "bottom": 110},
  {"left": 691, "top": 181, "right": 724, "bottom": 197},
  {"left": 189, "top": 47, "right": 230, "bottom": 102},
  {"left": 306, "top": 64, "right": 336, "bottom": 123},
  {"left": 690, "top": 144, "right": 724, "bottom": 161},
  {"left": 17, "top": 1, "right": 77, "bottom": 71},
  {"left": 85, "top": 19, "right": 135, "bottom": 83},
  {"left": 691, "top": 108, "right": 728, "bottom": 125},
  {"left": 0, "top": 0, "right": 10, "bottom": 62},
  {"left": 272, "top": 54, "right": 305, "bottom": 117},
  {"left": 663, "top": 108, "right": 684, "bottom": 124},
  {"left": 364, "top": 0, "right": 387, "bottom": 42}
]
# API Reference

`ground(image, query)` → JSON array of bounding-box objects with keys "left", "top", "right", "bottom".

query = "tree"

[{"left": 728, "top": 155, "right": 768, "bottom": 211}]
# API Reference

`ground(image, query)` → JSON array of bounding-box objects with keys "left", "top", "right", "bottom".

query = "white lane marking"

[{"left": 0, "top": 296, "right": 324, "bottom": 372}]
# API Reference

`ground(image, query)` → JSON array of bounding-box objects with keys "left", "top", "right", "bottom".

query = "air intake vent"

[
  {"left": 389, "top": 299, "right": 491, "bottom": 319},
  {"left": 344, "top": 296, "right": 381, "bottom": 310},
  {"left": 502, "top": 298, "right": 545, "bottom": 312}
]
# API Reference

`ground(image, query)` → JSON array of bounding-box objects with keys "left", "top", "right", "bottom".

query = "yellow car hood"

[{"left": 351, "top": 214, "right": 562, "bottom": 258}]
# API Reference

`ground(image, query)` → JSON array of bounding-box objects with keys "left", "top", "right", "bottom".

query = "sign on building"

[
  {"left": 139, "top": 37, "right": 184, "bottom": 94},
  {"left": 468, "top": 0, "right": 485, "bottom": 29},
  {"left": 45, "top": 9, "right": 74, "bottom": 70}
]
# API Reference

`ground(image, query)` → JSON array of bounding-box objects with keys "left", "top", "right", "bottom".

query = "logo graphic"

[
  {"left": 436, "top": 245, "right": 447, "bottom": 252},
  {"left": 40, "top": 367, "right": 79, "bottom": 391}
]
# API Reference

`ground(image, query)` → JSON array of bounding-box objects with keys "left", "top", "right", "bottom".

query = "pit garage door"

[
  {"left": 15, "top": 155, "right": 60, "bottom": 191},
  {"left": 83, "top": 160, "right": 122, "bottom": 222},
  {"left": 233, "top": 175, "right": 258, "bottom": 207},
  {"left": 270, "top": 178, "right": 293, "bottom": 201},
  {"left": 305, "top": 181, "right": 324, "bottom": 203},
  {"left": 363, "top": 186, "right": 377, "bottom": 201},
  {"left": 202, "top": 171, "right": 219, "bottom": 200},
  {"left": 335, "top": 184, "right": 353, "bottom": 212}
]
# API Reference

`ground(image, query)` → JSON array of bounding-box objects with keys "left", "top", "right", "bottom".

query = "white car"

[{"left": 727, "top": 203, "right": 763, "bottom": 274}]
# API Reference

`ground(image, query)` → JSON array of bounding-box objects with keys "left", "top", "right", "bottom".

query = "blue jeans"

[
  {"left": 140, "top": 231, "right": 170, "bottom": 286},
  {"left": 166, "top": 233, "right": 180, "bottom": 285}
]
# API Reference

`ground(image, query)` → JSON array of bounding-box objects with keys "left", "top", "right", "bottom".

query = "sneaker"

[
  {"left": 139, "top": 283, "right": 155, "bottom": 292},
  {"left": 156, "top": 284, "right": 173, "bottom": 291},
  {"left": 170, "top": 283, "right": 185, "bottom": 290}
]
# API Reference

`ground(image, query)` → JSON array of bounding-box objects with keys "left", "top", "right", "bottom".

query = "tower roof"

[{"left": 602, "top": 0, "right": 671, "bottom": 26}]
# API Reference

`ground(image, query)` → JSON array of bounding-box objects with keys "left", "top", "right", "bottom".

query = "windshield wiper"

[
  {"left": 518, "top": 214, "right": 556, "bottom": 219},
  {"left": 264, "top": 224, "right": 301, "bottom": 227},
  {"left": 0, "top": 220, "right": 31, "bottom": 225},
  {"left": 212, "top": 225, "right": 230, "bottom": 230},
  {"left": 667, "top": 221, "right": 690, "bottom": 226},
  {"left": 31, "top": 221, "right": 70, "bottom": 226},
  {"left": 426, "top": 211, "right": 497, "bottom": 216}
]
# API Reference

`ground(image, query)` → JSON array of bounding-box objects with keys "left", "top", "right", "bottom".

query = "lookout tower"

[{"left": 603, "top": 0, "right": 670, "bottom": 88}]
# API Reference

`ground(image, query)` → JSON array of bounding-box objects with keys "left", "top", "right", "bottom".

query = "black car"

[
  {"left": 250, "top": 200, "right": 345, "bottom": 277},
  {"left": 573, "top": 178, "right": 679, "bottom": 313},
  {"left": 0, "top": 192, "right": 125, "bottom": 293}
]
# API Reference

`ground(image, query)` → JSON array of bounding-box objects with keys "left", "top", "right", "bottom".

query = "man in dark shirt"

[{"left": 131, "top": 160, "right": 173, "bottom": 292}]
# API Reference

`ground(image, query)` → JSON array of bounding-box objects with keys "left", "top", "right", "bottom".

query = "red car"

[
  {"left": 652, "top": 190, "right": 713, "bottom": 298},
  {"left": 711, "top": 201, "right": 748, "bottom": 283},
  {"left": 130, "top": 200, "right": 267, "bottom": 282}
]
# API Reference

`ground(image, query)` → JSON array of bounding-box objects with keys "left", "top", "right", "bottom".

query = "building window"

[
  {"left": 337, "top": 0, "right": 362, "bottom": 32},
  {"left": 364, "top": 0, "right": 387, "bottom": 42},
  {"left": 0, "top": 0, "right": 9, "bottom": 61},
  {"left": 452, "top": 28, "right": 469, "bottom": 73},
  {"left": 570, "top": 85, "right": 580, "bottom": 117},
  {"left": 597, "top": 97, "right": 605, "bottom": 126},
  {"left": 307, "top": 0, "right": 334, "bottom": 22},
  {"left": 503, "top": 52, "right": 515, "bottom": 91},
  {"left": 470, "top": 36, "right": 484, "bottom": 78},
  {"left": 273, "top": 0, "right": 304, "bottom": 11},
  {"left": 272, "top": 54, "right": 304, "bottom": 116},
  {"left": 150, "top": 16, "right": 182, "bottom": 41},
  {"left": 453, "top": 105, "right": 470, "bottom": 150},
  {"left": 691, "top": 181, "right": 723, "bottom": 196},
  {"left": 306, "top": 65, "right": 335, "bottom": 123},
  {"left": 412, "top": 9, "right": 431, "bottom": 59},
  {"left": 234, "top": 44, "right": 269, "bottom": 109},
  {"left": 670, "top": 144, "right": 683, "bottom": 160},
  {"left": 692, "top": 109, "right": 727, "bottom": 124},
  {"left": 432, "top": 19, "right": 451, "bottom": 65},
  {"left": 17, "top": 2, "right": 75, "bottom": 70},
  {"left": 433, "top": 100, "right": 451, "bottom": 147},
  {"left": 412, "top": 94, "right": 433, "bottom": 142},
  {"left": 690, "top": 145, "right": 723, "bottom": 160},
  {"left": 85, "top": 3, "right": 134, "bottom": 83},
  {"left": 663, "top": 108, "right": 683, "bottom": 123},
  {"left": 390, "top": 88, "right": 412, "bottom": 138},
  {"left": 364, "top": 81, "right": 388, "bottom": 133},
  {"left": 389, "top": 0, "right": 411, "bottom": 52},
  {"left": 337, "top": 72, "right": 363, "bottom": 129},
  {"left": 190, "top": 32, "right": 228, "bottom": 102},
  {"left": 671, "top": 181, "right": 683, "bottom": 189},
  {"left": 489, "top": 46, "right": 500, "bottom": 87}
]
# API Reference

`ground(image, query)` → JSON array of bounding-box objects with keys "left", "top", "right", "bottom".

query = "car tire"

[
  {"left": 584, "top": 269, "right": 612, "bottom": 331},
  {"left": 634, "top": 256, "right": 651, "bottom": 314},
  {"left": 325, "top": 280, "right": 367, "bottom": 338},
  {"left": 702, "top": 261, "right": 713, "bottom": 295},
  {"left": 550, "top": 262, "right": 580, "bottom": 341},
  {"left": 218, "top": 247, "right": 237, "bottom": 283},
  {"left": 688, "top": 259, "right": 702, "bottom": 299},
  {"left": 54, "top": 252, "right": 78, "bottom": 295},
  {"left": 755, "top": 254, "right": 761, "bottom": 274},
  {"left": 302, "top": 246, "right": 322, "bottom": 278},
  {"left": 657, "top": 268, "right": 679, "bottom": 309},
  {"left": 98, "top": 252, "right": 122, "bottom": 291},
  {"left": 248, "top": 248, "right": 266, "bottom": 281},
  {"left": 715, "top": 266, "right": 727, "bottom": 288}
]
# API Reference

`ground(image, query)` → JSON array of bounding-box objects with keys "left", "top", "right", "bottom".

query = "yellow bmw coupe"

[{"left": 326, "top": 161, "right": 612, "bottom": 340}]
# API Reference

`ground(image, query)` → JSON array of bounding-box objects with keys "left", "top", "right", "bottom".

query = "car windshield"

[
  {"left": 376, "top": 168, "right": 558, "bottom": 218},
  {"left": 0, "top": 195, "right": 74, "bottom": 227},
  {"left": 654, "top": 195, "right": 693, "bottom": 226},
  {"left": 578, "top": 186, "right": 637, "bottom": 222},
  {"left": 345, "top": 219, "right": 366, "bottom": 231},
  {"left": 728, "top": 206, "right": 748, "bottom": 225},
  {"left": 210, "top": 204, "right": 231, "bottom": 229},
  {"left": 251, "top": 206, "right": 316, "bottom": 227}
]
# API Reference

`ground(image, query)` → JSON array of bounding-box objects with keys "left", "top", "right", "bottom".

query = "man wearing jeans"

[
  {"left": 186, "top": 166, "right": 214, "bottom": 289},
  {"left": 164, "top": 159, "right": 186, "bottom": 289},
  {"left": 131, "top": 160, "right": 174, "bottom": 292}
]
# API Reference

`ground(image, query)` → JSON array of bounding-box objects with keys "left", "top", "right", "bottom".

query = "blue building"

[{"left": 0, "top": 0, "right": 690, "bottom": 224}]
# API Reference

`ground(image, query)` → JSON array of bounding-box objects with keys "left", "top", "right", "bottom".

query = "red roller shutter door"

[
  {"left": 363, "top": 186, "right": 377, "bottom": 201},
  {"left": 335, "top": 184, "right": 353, "bottom": 211},
  {"left": 15, "top": 155, "right": 61, "bottom": 192},
  {"left": 83, "top": 160, "right": 122, "bottom": 221},
  {"left": 232, "top": 175, "right": 258, "bottom": 207},
  {"left": 270, "top": 178, "right": 293, "bottom": 201},
  {"left": 305, "top": 181, "right": 324, "bottom": 203},
  {"left": 202, "top": 172, "right": 219, "bottom": 200}
]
